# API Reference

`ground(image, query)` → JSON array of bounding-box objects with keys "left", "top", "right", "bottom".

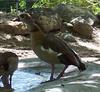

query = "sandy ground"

[{"left": 0, "top": 47, "right": 37, "bottom": 60}]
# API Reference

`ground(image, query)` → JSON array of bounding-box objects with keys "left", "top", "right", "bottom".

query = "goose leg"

[
  {"left": 1, "top": 74, "right": 11, "bottom": 88},
  {"left": 41, "top": 64, "right": 55, "bottom": 83},
  {"left": 56, "top": 65, "right": 68, "bottom": 79},
  {"left": 9, "top": 74, "right": 13, "bottom": 88},
  {"left": 50, "top": 64, "right": 55, "bottom": 81}
]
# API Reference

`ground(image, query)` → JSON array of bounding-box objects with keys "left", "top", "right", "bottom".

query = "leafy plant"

[
  {"left": 87, "top": 1, "right": 100, "bottom": 14},
  {"left": 19, "top": 0, "right": 26, "bottom": 10},
  {"left": 19, "top": 0, "right": 100, "bottom": 14}
]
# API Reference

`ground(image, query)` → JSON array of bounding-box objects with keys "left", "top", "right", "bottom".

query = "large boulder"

[
  {"left": 65, "top": 17, "right": 94, "bottom": 39},
  {"left": 72, "top": 21, "right": 93, "bottom": 39},
  {"left": 54, "top": 4, "right": 97, "bottom": 25}
]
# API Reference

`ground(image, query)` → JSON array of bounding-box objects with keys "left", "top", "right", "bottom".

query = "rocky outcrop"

[
  {"left": 65, "top": 17, "right": 94, "bottom": 39},
  {"left": 54, "top": 4, "right": 97, "bottom": 25},
  {"left": 72, "top": 21, "right": 93, "bottom": 39}
]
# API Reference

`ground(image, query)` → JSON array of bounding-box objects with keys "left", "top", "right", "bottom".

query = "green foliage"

[
  {"left": 17, "top": 0, "right": 100, "bottom": 14},
  {"left": 19, "top": 0, "right": 26, "bottom": 10},
  {"left": 32, "top": 0, "right": 53, "bottom": 8},
  {"left": 10, "top": 6, "right": 17, "bottom": 15},
  {"left": 32, "top": 0, "right": 100, "bottom": 14},
  {"left": 32, "top": 0, "right": 67, "bottom": 8},
  {"left": 87, "top": 1, "right": 100, "bottom": 14}
]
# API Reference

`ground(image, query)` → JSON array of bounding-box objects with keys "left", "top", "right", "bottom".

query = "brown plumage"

[
  {"left": 0, "top": 52, "right": 18, "bottom": 88},
  {"left": 19, "top": 13, "right": 86, "bottom": 81}
]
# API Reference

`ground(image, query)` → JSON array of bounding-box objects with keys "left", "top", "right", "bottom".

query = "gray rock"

[{"left": 54, "top": 4, "right": 97, "bottom": 24}]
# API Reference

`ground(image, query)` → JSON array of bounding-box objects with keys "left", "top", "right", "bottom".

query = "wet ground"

[
  {"left": 26, "top": 59, "right": 100, "bottom": 92},
  {"left": 0, "top": 57, "right": 100, "bottom": 92},
  {"left": 13, "top": 58, "right": 50, "bottom": 92},
  {"left": 0, "top": 58, "right": 63, "bottom": 92}
]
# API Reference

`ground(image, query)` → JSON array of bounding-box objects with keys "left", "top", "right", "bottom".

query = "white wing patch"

[
  {"left": 41, "top": 46, "right": 46, "bottom": 51},
  {"left": 40, "top": 46, "right": 63, "bottom": 56},
  {"left": 41, "top": 46, "right": 55, "bottom": 53},
  {"left": 57, "top": 53, "right": 63, "bottom": 56}
]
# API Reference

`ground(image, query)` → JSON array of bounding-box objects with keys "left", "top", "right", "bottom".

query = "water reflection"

[{"left": 13, "top": 70, "right": 43, "bottom": 92}]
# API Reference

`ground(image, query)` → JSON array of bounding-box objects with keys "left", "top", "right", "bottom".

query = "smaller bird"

[
  {"left": 19, "top": 13, "right": 86, "bottom": 81},
  {"left": 0, "top": 52, "right": 18, "bottom": 88}
]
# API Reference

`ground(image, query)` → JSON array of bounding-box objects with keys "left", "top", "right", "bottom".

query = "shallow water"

[
  {"left": 28, "top": 62, "right": 100, "bottom": 92},
  {"left": 13, "top": 58, "right": 51, "bottom": 92},
  {"left": 12, "top": 70, "right": 43, "bottom": 92},
  {"left": 11, "top": 58, "right": 77, "bottom": 92},
  {"left": 0, "top": 58, "right": 52, "bottom": 92},
  {"left": 0, "top": 58, "right": 100, "bottom": 92}
]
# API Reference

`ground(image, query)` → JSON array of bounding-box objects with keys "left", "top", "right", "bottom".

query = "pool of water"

[
  {"left": 0, "top": 58, "right": 52, "bottom": 92},
  {"left": 1, "top": 58, "right": 100, "bottom": 92},
  {"left": 13, "top": 58, "right": 52, "bottom": 92},
  {"left": 9, "top": 58, "right": 76, "bottom": 92},
  {"left": 13, "top": 70, "right": 43, "bottom": 92}
]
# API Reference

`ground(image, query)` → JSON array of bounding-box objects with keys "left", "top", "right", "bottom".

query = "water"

[
  {"left": 13, "top": 70, "right": 42, "bottom": 92},
  {"left": 0, "top": 58, "right": 100, "bottom": 92},
  {"left": 13, "top": 58, "right": 51, "bottom": 92},
  {"left": 0, "top": 58, "right": 51, "bottom": 92},
  {"left": 26, "top": 61, "right": 100, "bottom": 92},
  {"left": 10, "top": 58, "right": 76, "bottom": 92}
]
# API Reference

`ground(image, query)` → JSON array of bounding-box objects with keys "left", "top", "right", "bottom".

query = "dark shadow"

[{"left": 0, "top": 87, "right": 13, "bottom": 92}]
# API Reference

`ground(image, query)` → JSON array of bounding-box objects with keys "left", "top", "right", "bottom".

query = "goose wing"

[{"left": 42, "top": 34, "right": 81, "bottom": 66}]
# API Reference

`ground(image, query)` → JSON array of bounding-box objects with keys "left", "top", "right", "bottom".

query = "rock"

[
  {"left": 70, "top": 16, "right": 94, "bottom": 26},
  {"left": 93, "top": 12, "right": 100, "bottom": 27},
  {"left": 0, "top": 21, "right": 29, "bottom": 35},
  {"left": 0, "top": 32, "right": 30, "bottom": 49},
  {"left": 54, "top": 4, "right": 97, "bottom": 25},
  {"left": 0, "top": 12, "right": 30, "bottom": 36},
  {"left": 72, "top": 20, "right": 93, "bottom": 39},
  {"left": 64, "top": 17, "right": 94, "bottom": 39},
  {"left": 56, "top": 31, "right": 76, "bottom": 42}
]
